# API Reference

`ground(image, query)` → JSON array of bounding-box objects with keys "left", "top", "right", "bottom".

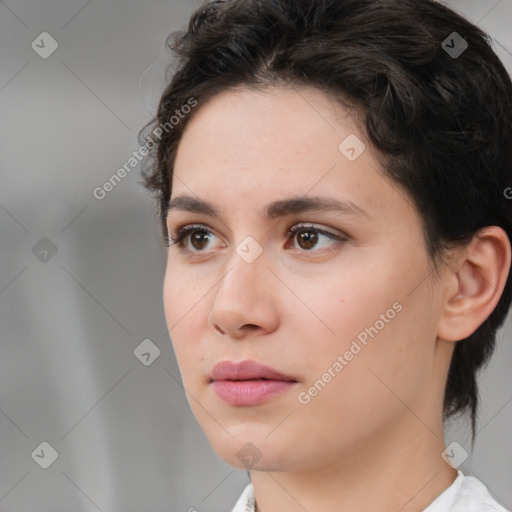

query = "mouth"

[
  {"left": 223, "top": 377, "right": 289, "bottom": 381},
  {"left": 210, "top": 359, "right": 298, "bottom": 382},
  {"left": 209, "top": 360, "right": 298, "bottom": 406}
]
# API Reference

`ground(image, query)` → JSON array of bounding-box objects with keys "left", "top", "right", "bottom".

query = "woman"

[{"left": 140, "top": 0, "right": 512, "bottom": 510}]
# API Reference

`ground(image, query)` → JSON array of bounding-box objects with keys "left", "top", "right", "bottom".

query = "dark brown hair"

[{"left": 139, "top": 0, "right": 512, "bottom": 438}]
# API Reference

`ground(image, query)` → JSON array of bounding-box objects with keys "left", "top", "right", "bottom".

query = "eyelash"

[{"left": 166, "top": 223, "right": 347, "bottom": 255}]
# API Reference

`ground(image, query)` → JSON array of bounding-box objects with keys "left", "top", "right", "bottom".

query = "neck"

[{"left": 250, "top": 414, "right": 458, "bottom": 512}]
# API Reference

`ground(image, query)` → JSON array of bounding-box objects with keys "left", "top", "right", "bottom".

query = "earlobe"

[{"left": 437, "top": 226, "right": 511, "bottom": 342}]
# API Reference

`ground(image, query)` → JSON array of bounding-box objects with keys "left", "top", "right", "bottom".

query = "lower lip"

[{"left": 211, "top": 379, "right": 297, "bottom": 406}]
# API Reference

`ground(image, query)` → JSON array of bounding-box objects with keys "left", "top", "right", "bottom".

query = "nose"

[{"left": 207, "top": 244, "right": 280, "bottom": 340}]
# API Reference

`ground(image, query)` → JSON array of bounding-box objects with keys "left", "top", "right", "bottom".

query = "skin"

[{"left": 162, "top": 84, "right": 511, "bottom": 511}]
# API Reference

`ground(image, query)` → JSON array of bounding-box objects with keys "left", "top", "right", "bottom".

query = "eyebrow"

[{"left": 165, "top": 194, "right": 371, "bottom": 222}]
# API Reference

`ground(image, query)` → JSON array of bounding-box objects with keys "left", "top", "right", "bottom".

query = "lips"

[
  {"left": 210, "top": 359, "right": 297, "bottom": 382},
  {"left": 210, "top": 360, "right": 298, "bottom": 406}
]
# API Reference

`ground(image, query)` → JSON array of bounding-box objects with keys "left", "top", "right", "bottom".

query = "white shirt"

[{"left": 230, "top": 470, "right": 510, "bottom": 512}]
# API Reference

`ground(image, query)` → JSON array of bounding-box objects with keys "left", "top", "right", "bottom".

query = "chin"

[{"left": 208, "top": 430, "right": 297, "bottom": 472}]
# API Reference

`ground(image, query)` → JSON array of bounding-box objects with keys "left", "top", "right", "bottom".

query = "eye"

[
  {"left": 287, "top": 223, "right": 346, "bottom": 252},
  {"left": 167, "top": 224, "right": 216, "bottom": 252},
  {"left": 167, "top": 222, "right": 346, "bottom": 255}
]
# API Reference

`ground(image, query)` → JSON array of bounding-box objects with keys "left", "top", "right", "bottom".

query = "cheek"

[
  {"left": 298, "top": 256, "right": 435, "bottom": 408},
  {"left": 163, "top": 263, "right": 185, "bottom": 318},
  {"left": 294, "top": 262, "right": 392, "bottom": 348},
  {"left": 163, "top": 260, "right": 209, "bottom": 324},
  {"left": 163, "top": 265, "right": 184, "bottom": 336},
  {"left": 290, "top": 312, "right": 430, "bottom": 454},
  {"left": 163, "top": 264, "right": 206, "bottom": 379}
]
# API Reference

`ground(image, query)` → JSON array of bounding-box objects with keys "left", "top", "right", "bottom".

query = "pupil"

[
  {"left": 299, "top": 230, "right": 317, "bottom": 249},
  {"left": 192, "top": 231, "right": 209, "bottom": 250}
]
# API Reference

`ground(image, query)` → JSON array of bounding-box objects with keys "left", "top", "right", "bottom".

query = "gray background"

[{"left": 0, "top": 1, "right": 511, "bottom": 511}]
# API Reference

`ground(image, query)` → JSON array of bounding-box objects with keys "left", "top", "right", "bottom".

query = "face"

[{"left": 163, "top": 85, "right": 447, "bottom": 472}]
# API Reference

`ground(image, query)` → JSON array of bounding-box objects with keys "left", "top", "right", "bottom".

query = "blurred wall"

[{"left": 1, "top": 1, "right": 511, "bottom": 510}]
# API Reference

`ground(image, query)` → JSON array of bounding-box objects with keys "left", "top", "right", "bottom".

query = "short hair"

[{"left": 139, "top": 0, "right": 512, "bottom": 437}]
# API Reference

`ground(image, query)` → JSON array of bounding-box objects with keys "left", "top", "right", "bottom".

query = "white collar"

[{"left": 230, "top": 471, "right": 509, "bottom": 512}]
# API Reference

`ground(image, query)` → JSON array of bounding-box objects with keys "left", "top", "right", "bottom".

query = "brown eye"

[
  {"left": 167, "top": 225, "right": 215, "bottom": 252},
  {"left": 296, "top": 229, "right": 319, "bottom": 250},
  {"left": 189, "top": 230, "right": 211, "bottom": 250},
  {"left": 288, "top": 223, "right": 344, "bottom": 252}
]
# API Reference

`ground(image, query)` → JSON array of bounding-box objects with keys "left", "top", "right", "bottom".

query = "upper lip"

[{"left": 210, "top": 360, "right": 297, "bottom": 382}]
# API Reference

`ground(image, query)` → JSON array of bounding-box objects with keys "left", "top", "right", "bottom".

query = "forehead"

[
  {"left": 173, "top": 85, "right": 360, "bottom": 181},
  {"left": 180, "top": 85, "right": 354, "bottom": 143},
  {"left": 170, "top": 85, "right": 414, "bottom": 225}
]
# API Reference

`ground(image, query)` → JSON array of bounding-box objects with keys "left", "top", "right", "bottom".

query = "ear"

[{"left": 437, "top": 226, "right": 511, "bottom": 342}]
